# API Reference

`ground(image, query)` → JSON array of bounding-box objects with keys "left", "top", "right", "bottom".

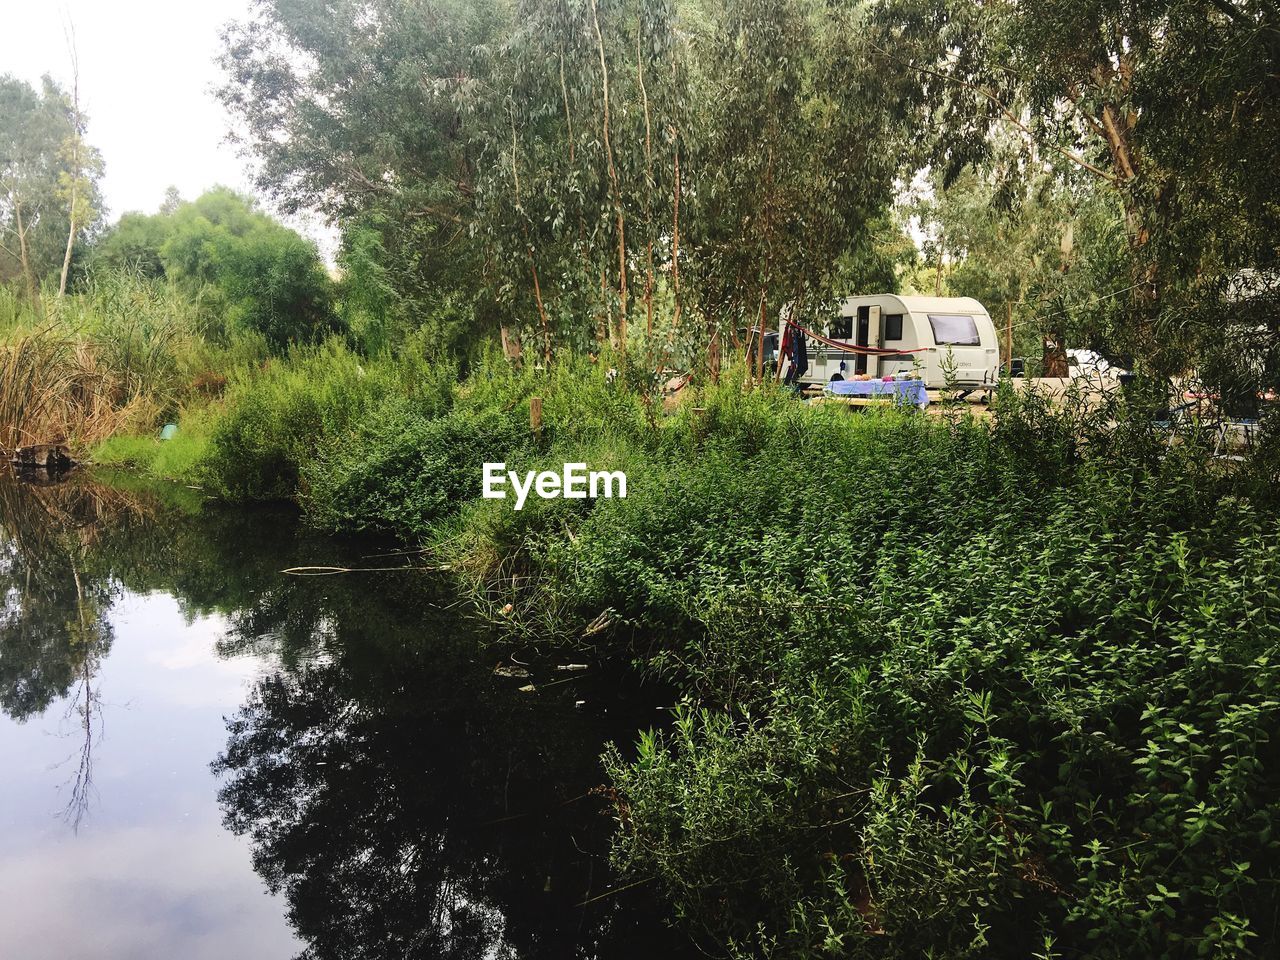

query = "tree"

[
  {"left": 478, "top": 0, "right": 690, "bottom": 355},
  {"left": 219, "top": 0, "right": 508, "bottom": 354},
  {"left": 56, "top": 32, "right": 101, "bottom": 298},
  {"left": 218, "top": 0, "right": 913, "bottom": 364},
  {"left": 872, "top": 0, "right": 1280, "bottom": 381},
  {"left": 903, "top": 162, "right": 1131, "bottom": 371},
  {"left": 91, "top": 211, "right": 170, "bottom": 278},
  {"left": 161, "top": 188, "right": 339, "bottom": 349},
  {"left": 91, "top": 188, "right": 339, "bottom": 350},
  {"left": 685, "top": 0, "right": 903, "bottom": 377},
  {"left": 0, "top": 74, "right": 103, "bottom": 304}
]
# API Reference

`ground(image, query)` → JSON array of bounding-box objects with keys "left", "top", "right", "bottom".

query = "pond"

[{"left": 0, "top": 471, "right": 693, "bottom": 960}]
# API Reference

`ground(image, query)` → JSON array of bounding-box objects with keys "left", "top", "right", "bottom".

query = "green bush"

[
  {"left": 93, "top": 187, "right": 342, "bottom": 350},
  {"left": 303, "top": 399, "right": 528, "bottom": 537},
  {"left": 569, "top": 424, "right": 1279, "bottom": 958},
  {"left": 60, "top": 269, "right": 205, "bottom": 404},
  {"left": 204, "top": 340, "right": 397, "bottom": 499},
  {"left": 414, "top": 388, "right": 1280, "bottom": 959},
  {"left": 299, "top": 354, "right": 662, "bottom": 568}
]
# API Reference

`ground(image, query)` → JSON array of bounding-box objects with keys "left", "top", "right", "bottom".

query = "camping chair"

[
  {"left": 1153, "top": 399, "right": 1203, "bottom": 450},
  {"left": 1212, "top": 417, "right": 1260, "bottom": 462}
]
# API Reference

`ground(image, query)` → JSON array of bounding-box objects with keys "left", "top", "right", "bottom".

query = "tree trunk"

[
  {"left": 590, "top": 0, "right": 628, "bottom": 348},
  {"left": 59, "top": 202, "right": 78, "bottom": 298},
  {"left": 59, "top": 38, "right": 84, "bottom": 299},
  {"left": 669, "top": 137, "right": 681, "bottom": 337},
  {"left": 508, "top": 107, "right": 552, "bottom": 362},
  {"left": 667, "top": 40, "right": 682, "bottom": 345},
  {"left": 637, "top": 28, "right": 655, "bottom": 337},
  {"left": 1043, "top": 330, "right": 1068, "bottom": 378},
  {"left": 756, "top": 293, "right": 767, "bottom": 384},
  {"left": 14, "top": 198, "right": 39, "bottom": 308},
  {"left": 500, "top": 324, "right": 523, "bottom": 361},
  {"left": 1085, "top": 60, "right": 1162, "bottom": 363}
]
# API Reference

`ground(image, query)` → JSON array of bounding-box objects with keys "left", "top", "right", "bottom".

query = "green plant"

[
  {"left": 203, "top": 339, "right": 397, "bottom": 499},
  {"left": 303, "top": 399, "right": 528, "bottom": 536}
]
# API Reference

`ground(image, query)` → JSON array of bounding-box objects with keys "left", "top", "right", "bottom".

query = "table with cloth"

[{"left": 823, "top": 378, "right": 929, "bottom": 407}]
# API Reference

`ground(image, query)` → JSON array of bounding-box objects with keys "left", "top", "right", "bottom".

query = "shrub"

[
  {"left": 204, "top": 339, "right": 397, "bottom": 499},
  {"left": 302, "top": 400, "right": 528, "bottom": 537},
  {"left": 563, "top": 410, "right": 1280, "bottom": 959}
]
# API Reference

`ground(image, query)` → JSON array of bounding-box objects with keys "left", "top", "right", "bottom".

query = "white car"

[{"left": 1066, "top": 349, "right": 1128, "bottom": 380}]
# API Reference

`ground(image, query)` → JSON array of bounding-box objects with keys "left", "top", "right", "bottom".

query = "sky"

[
  {"left": 0, "top": 590, "right": 300, "bottom": 959},
  {"left": 0, "top": 0, "right": 336, "bottom": 257}
]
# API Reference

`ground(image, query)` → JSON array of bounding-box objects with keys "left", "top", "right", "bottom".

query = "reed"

[{"left": 0, "top": 325, "right": 155, "bottom": 454}]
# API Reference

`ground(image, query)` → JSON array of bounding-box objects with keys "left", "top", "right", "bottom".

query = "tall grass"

[
  {"left": 64, "top": 270, "right": 199, "bottom": 403},
  {"left": 0, "top": 326, "right": 156, "bottom": 452},
  {"left": 202, "top": 341, "right": 402, "bottom": 499},
  {"left": 0, "top": 270, "right": 207, "bottom": 453}
]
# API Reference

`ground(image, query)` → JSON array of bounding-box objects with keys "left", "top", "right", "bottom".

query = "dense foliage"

[
  {"left": 87, "top": 343, "right": 1280, "bottom": 957},
  {"left": 212, "top": 0, "right": 1280, "bottom": 405},
  {"left": 219, "top": 0, "right": 915, "bottom": 360},
  {"left": 94, "top": 187, "right": 338, "bottom": 348},
  {"left": 874, "top": 0, "right": 1280, "bottom": 388}
]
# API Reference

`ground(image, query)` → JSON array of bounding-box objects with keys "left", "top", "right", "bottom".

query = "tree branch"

[{"left": 866, "top": 40, "right": 1119, "bottom": 185}]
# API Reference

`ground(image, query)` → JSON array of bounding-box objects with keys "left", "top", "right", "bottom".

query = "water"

[{"left": 0, "top": 472, "right": 691, "bottom": 959}]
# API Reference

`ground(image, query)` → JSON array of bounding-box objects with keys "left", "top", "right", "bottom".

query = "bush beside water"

[{"left": 92, "top": 350, "right": 1280, "bottom": 958}]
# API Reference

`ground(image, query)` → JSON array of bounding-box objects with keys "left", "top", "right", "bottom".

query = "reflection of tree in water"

[
  {"left": 0, "top": 476, "right": 134, "bottom": 715},
  {"left": 61, "top": 555, "right": 111, "bottom": 829},
  {"left": 0, "top": 473, "right": 690, "bottom": 956},
  {"left": 214, "top": 572, "right": 689, "bottom": 960},
  {"left": 0, "top": 474, "right": 146, "bottom": 826}
]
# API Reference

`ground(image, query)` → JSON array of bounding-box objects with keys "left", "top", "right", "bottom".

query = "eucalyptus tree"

[
  {"left": 907, "top": 161, "right": 1131, "bottom": 370},
  {"left": 480, "top": 0, "right": 688, "bottom": 357},
  {"left": 477, "top": 0, "right": 612, "bottom": 359},
  {"left": 871, "top": 0, "right": 1280, "bottom": 378},
  {"left": 219, "top": 0, "right": 913, "bottom": 364},
  {"left": 0, "top": 74, "right": 103, "bottom": 304},
  {"left": 0, "top": 76, "right": 50, "bottom": 303},
  {"left": 683, "top": 0, "right": 904, "bottom": 378},
  {"left": 219, "top": 0, "right": 510, "bottom": 354},
  {"left": 56, "top": 39, "right": 101, "bottom": 299}
]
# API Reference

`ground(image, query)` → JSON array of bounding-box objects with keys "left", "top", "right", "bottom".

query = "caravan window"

[
  {"left": 829, "top": 315, "right": 852, "bottom": 339},
  {"left": 927, "top": 314, "right": 981, "bottom": 346},
  {"left": 884, "top": 314, "right": 904, "bottom": 341}
]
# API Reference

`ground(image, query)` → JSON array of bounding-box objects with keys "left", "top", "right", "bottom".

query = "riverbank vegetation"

[
  {"left": 93, "top": 357, "right": 1280, "bottom": 956},
  {"left": 5, "top": 0, "right": 1280, "bottom": 956}
]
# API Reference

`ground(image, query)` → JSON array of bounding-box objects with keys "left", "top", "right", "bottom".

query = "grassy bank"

[
  {"left": 90, "top": 347, "right": 1280, "bottom": 958},
  {"left": 0, "top": 272, "right": 268, "bottom": 454}
]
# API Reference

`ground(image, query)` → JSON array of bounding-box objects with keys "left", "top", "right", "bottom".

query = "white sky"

[{"left": 0, "top": 0, "right": 336, "bottom": 258}]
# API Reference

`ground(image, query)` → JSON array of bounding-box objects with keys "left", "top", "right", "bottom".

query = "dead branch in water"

[{"left": 280, "top": 563, "right": 450, "bottom": 576}]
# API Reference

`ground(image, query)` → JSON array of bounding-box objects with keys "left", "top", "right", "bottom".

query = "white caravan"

[{"left": 779, "top": 295, "right": 1001, "bottom": 389}]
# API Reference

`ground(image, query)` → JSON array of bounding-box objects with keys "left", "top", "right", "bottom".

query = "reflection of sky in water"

[{"left": 0, "top": 589, "right": 300, "bottom": 960}]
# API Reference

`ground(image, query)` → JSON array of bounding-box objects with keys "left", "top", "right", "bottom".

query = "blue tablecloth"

[{"left": 825, "top": 379, "right": 928, "bottom": 407}]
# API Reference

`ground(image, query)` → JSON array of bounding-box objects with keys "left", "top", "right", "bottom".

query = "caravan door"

[{"left": 854, "top": 305, "right": 882, "bottom": 377}]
